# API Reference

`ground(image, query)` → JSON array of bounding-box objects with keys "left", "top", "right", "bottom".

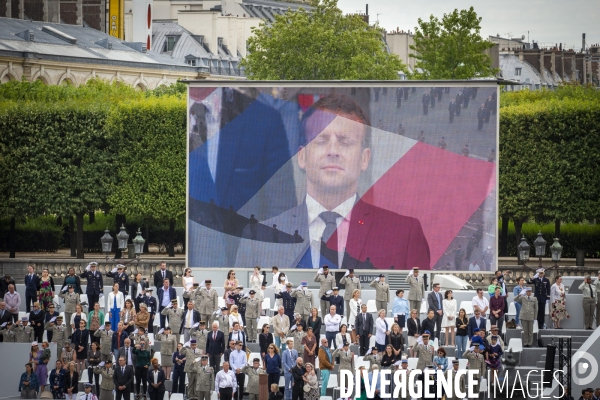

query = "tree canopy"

[
  {"left": 410, "top": 7, "right": 498, "bottom": 80},
  {"left": 241, "top": 0, "right": 405, "bottom": 80}
]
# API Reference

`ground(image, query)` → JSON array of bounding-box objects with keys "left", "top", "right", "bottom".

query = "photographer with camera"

[{"left": 132, "top": 340, "right": 151, "bottom": 399}]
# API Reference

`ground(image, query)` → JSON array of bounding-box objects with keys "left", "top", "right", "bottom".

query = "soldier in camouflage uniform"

[
  {"left": 0, "top": 320, "right": 17, "bottom": 342},
  {"left": 363, "top": 347, "right": 382, "bottom": 369},
  {"left": 242, "top": 358, "right": 265, "bottom": 400},
  {"left": 129, "top": 326, "right": 149, "bottom": 347},
  {"left": 211, "top": 307, "right": 230, "bottom": 339},
  {"left": 412, "top": 333, "right": 434, "bottom": 371},
  {"left": 197, "top": 280, "right": 219, "bottom": 322},
  {"left": 93, "top": 321, "right": 114, "bottom": 362},
  {"left": 59, "top": 284, "right": 81, "bottom": 338},
  {"left": 191, "top": 321, "right": 209, "bottom": 354},
  {"left": 195, "top": 355, "right": 214, "bottom": 400},
  {"left": 45, "top": 316, "right": 67, "bottom": 351},
  {"left": 287, "top": 322, "right": 306, "bottom": 357},
  {"left": 93, "top": 359, "right": 115, "bottom": 400},
  {"left": 161, "top": 299, "right": 184, "bottom": 344},
  {"left": 240, "top": 290, "right": 261, "bottom": 342}
]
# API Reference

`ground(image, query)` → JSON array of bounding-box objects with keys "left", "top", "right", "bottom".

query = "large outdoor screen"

[{"left": 187, "top": 84, "right": 498, "bottom": 271}]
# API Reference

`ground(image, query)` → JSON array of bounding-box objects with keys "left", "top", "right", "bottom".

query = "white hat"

[
  {"left": 536, "top": 268, "right": 545, "bottom": 273},
  {"left": 31, "top": 341, "right": 38, "bottom": 346}
]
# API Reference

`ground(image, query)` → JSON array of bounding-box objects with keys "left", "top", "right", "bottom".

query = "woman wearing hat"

[{"left": 29, "top": 341, "right": 48, "bottom": 393}]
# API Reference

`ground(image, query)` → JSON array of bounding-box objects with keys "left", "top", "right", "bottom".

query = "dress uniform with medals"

[
  {"left": 93, "top": 361, "right": 115, "bottom": 400},
  {"left": 190, "top": 322, "right": 209, "bottom": 353},
  {"left": 196, "top": 356, "right": 214, "bottom": 400},
  {"left": 242, "top": 358, "right": 265, "bottom": 400},
  {"left": 405, "top": 268, "right": 425, "bottom": 313},
  {"left": 155, "top": 327, "right": 178, "bottom": 367},
  {"left": 93, "top": 321, "right": 114, "bottom": 361},
  {"left": 463, "top": 337, "right": 486, "bottom": 394},
  {"left": 340, "top": 270, "right": 360, "bottom": 319},
  {"left": 370, "top": 275, "right": 390, "bottom": 314},
  {"left": 59, "top": 285, "right": 81, "bottom": 338},
  {"left": 447, "top": 360, "right": 465, "bottom": 400},
  {"left": 412, "top": 332, "right": 434, "bottom": 371},
  {"left": 321, "top": 287, "right": 344, "bottom": 316},
  {"left": 276, "top": 283, "right": 297, "bottom": 323},
  {"left": 314, "top": 267, "right": 336, "bottom": 318},
  {"left": 80, "top": 262, "right": 104, "bottom": 309},
  {"left": 363, "top": 347, "right": 382, "bottom": 369},
  {"left": 198, "top": 280, "right": 219, "bottom": 322},
  {"left": 161, "top": 299, "right": 184, "bottom": 343},
  {"left": 287, "top": 321, "right": 306, "bottom": 356},
  {"left": 529, "top": 268, "right": 550, "bottom": 328},
  {"left": 142, "top": 288, "right": 158, "bottom": 334},
  {"left": 106, "top": 265, "right": 129, "bottom": 296},
  {"left": 0, "top": 321, "right": 17, "bottom": 342},
  {"left": 15, "top": 317, "right": 35, "bottom": 343},
  {"left": 291, "top": 282, "right": 314, "bottom": 321},
  {"left": 45, "top": 316, "right": 67, "bottom": 351},
  {"left": 514, "top": 288, "right": 538, "bottom": 347},
  {"left": 185, "top": 340, "right": 202, "bottom": 400},
  {"left": 240, "top": 291, "right": 261, "bottom": 342}
]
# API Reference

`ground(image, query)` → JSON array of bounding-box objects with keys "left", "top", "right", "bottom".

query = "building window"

[
  {"left": 163, "top": 36, "right": 177, "bottom": 52},
  {"left": 186, "top": 59, "right": 196, "bottom": 66},
  {"left": 515, "top": 67, "right": 522, "bottom": 76}
]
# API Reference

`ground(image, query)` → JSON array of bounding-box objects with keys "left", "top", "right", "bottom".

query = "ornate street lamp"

[
  {"left": 100, "top": 228, "right": 113, "bottom": 260},
  {"left": 132, "top": 228, "right": 146, "bottom": 257},
  {"left": 550, "top": 238, "right": 563, "bottom": 267},
  {"left": 116, "top": 224, "right": 129, "bottom": 250},
  {"left": 533, "top": 231, "right": 547, "bottom": 267},
  {"left": 518, "top": 236, "right": 530, "bottom": 266}
]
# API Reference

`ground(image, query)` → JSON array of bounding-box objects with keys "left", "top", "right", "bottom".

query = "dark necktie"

[
  {"left": 320, "top": 211, "right": 341, "bottom": 242},
  {"left": 122, "top": 367, "right": 124, "bottom": 374},
  {"left": 590, "top": 284, "right": 594, "bottom": 299},
  {"left": 162, "top": 271, "right": 165, "bottom": 280}
]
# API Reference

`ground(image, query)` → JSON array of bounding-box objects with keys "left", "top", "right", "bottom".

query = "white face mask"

[{"left": 146, "top": 293, "right": 151, "bottom": 297}]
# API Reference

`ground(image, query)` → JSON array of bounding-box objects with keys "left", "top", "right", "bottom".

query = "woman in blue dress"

[
  {"left": 107, "top": 283, "right": 124, "bottom": 329},
  {"left": 49, "top": 360, "right": 67, "bottom": 399}
]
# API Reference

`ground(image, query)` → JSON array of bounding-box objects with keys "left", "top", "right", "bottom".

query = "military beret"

[
  {"left": 378, "top": 274, "right": 385, "bottom": 278},
  {"left": 190, "top": 339, "right": 197, "bottom": 344},
  {"left": 205, "top": 280, "right": 212, "bottom": 284}
]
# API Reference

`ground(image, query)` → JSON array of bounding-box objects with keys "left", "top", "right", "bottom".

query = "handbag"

[{"left": 303, "top": 384, "right": 311, "bottom": 393}]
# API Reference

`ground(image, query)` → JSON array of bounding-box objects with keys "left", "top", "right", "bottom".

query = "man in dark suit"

[
  {"left": 180, "top": 300, "right": 201, "bottom": 342},
  {"left": 467, "top": 310, "right": 487, "bottom": 338},
  {"left": 188, "top": 87, "right": 297, "bottom": 267},
  {"left": 153, "top": 262, "right": 173, "bottom": 291},
  {"left": 80, "top": 262, "right": 103, "bottom": 309},
  {"left": 157, "top": 279, "right": 177, "bottom": 329},
  {"left": 117, "top": 338, "right": 137, "bottom": 370},
  {"left": 355, "top": 303, "right": 374, "bottom": 356},
  {"left": 24, "top": 264, "right": 40, "bottom": 312},
  {"left": 236, "top": 93, "right": 430, "bottom": 271},
  {"left": 529, "top": 268, "right": 550, "bottom": 329},
  {"left": 207, "top": 321, "right": 226, "bottom": 376},
  {"left": 147, "top": 358, "right": 166, "bottom": 400},
  {"left": 107, "top": 265, "right": 129, "bottom": 296},
  {"left": 426, "top": 283, "right": 444, "bottom": 340},
  {"left": 114, "top": 356, "right": 134, "bottom": 400},
  {"left": 0, "top": 301, "right": 12, "bottom": 342}
]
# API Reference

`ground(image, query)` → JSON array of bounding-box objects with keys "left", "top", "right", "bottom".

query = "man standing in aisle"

[
  {"left": 405, "top": 268, "right": 424, "bottom": 314},
  {"left": 314, "top": 266, "right": 335, "bottom": 318}
]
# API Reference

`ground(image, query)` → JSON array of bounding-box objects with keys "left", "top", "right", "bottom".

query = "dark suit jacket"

[
  {"left": 467, "top": 316, "right": 486, "bottom": 337},
  {"left": 146, "top": 368, "right": 166, "bottom": 393},
  {"left": 354, "top": 312, "right": 374, "bottom": 336},
  {"left": 114, "top": 365, "right": 134, "bottom": 390},
  {"left": 29, "top": 310, "right": 45, "bottom": 331},
  {"left": 180, "top": 309, "right": 201, "bottom": 333},
  {"left": 112, "top": 330, "right": 129, "bottom": 352},
  {"left": 427, "top": 291, "right": 443, "bottom": 312},
  {"left": 407, "top": 317, "right": 420, "bottom": 337},
  {"left": 80, "top": 271, "right": 103, "bottom": 295},
  {"left": 131, "top": 280, "right": 150, "bottom": 299},
  {"left": 24, "top": 274, "right": 40, "bottom": 296},
  {"left": 153, "top": 270, "right": 174, "bottom": 290},
  {"left": 64, "top": 371, "right": 79, "bottom": 393},
  {"left": 237, "top": 199, "right": 430, "bottom": 270},
  {"left": 305, "top": 316, "right": 322, "bottom": 338},
  {"left": 157, "top": 287, "right": 177, "bottom": 309},
  {"left": 206, "top": 330, "right": 225, "bottom": 355},
  {"left": 421, "top": 317, "right": 435, "bottom": 335},
  {"left": 107, "top": 272, "right": 129, "bottom": 295},
  {"left": 117, "top": 346, "right": 137, "bottom": 368},
  {"left": 0, "top": 309, "right": 12, "bottom": 325}
]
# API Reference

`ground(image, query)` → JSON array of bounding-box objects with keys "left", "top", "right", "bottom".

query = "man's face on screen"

[{"left": 299, "top": 112, "right": 370, "bottom": 199}]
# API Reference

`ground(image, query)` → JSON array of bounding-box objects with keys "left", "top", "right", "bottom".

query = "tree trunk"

[
  {"left": 56, "top": 216, "right": 63, "bottom": 226},
  {"left": 89, "top": 211, "right": 95, "bottom": 224},
  {"left": 514, "top": 217, "right": 525, "bottom": 264},
  {"left": 500, "top": 215, "right": 509, "bottom": 257},
  {"left": 9, "top": 217, "right": 16, "bottom": 258},
  {"left": 69, "top": 216, "right": 76, "bottom": 257},
  {"left": 145, "top": 226, "right": 149, "bottom": 254},
  {"left": 115, "top": 214, "right": 126, "bottom": 259},
  {"left": 76, "top": 212, "right": 85, "bottom": 259},
  {"left": 554, "top": 219, "right": 560, "bottom": 239},
  {"left": 168, "top": 219, "right": 175, "bottom": 257}
]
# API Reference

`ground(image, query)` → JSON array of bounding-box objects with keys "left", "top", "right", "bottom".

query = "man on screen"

[{"left": 237, "top": 94, "right": 430, "bottom": 270}]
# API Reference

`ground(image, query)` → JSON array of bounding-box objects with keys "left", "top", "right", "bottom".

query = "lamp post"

[
  {"left": 550, "top": 238, "right": 563, "bottom": 268},
  {"left": 116, "top": 224, "right": 129, "bottom": 251},
  {"left": 518, "top": 236, "right": 530, "bottom": 266},
  {"left": 132, "top": 228, "right": 146, "bottom": 258},
  {"left": 533, "top": 231, "right": 547, "bottom": 268},
  {"left": 100, "top": 228, "right": 113, "bottom": 260}
]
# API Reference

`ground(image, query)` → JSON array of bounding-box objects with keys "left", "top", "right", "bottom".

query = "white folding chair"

[
  {"left": 507, "top": 302, "right": 517, "bottom": 317},
  {"left": 407, "top": 357, "right": 418, "bottom": 370},
  {"left": 366, "top": 300, "right": 377, "bottom": 313},
  {"left": 459, "top": 301, "right": 474, "bottom": 316},
  {"left": 261, "top": 297, "right": 271, "bottom": 312},
  {"left": 218, "top": 297, "right": 226, "bottom": 308},
  {"left": 327, "top": 374, "right": 338, "bottom": 388},
  {"left": 507, "top": 338, "right": 523, "bottom": 365},
  {"left": 170, "top": 394, "right": 184, "bottom": 400},
  {"left": 458, "top": 358, "right": 468, "bottom": 369}
]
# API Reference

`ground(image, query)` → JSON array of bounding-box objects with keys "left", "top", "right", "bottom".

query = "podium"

[{"left": 259, "top": 373, "right": 269, "bottom": 400}]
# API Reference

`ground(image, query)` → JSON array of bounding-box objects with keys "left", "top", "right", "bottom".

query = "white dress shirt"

[
  {"left": 324, "top": 313, "right": 342, "bottom": 332},
  {"left": 152, "top": 369, "right": 160, "bottom": 384},
  {"left": 229, "top": 349, "right": 247, "bottom": 371},
  {"left": 472, "top": 295, "right": 489, "bottom": 317},
  {"left": 161, "top": 287, "right": 171, "bottom": 307},
  {"left": 306, "top": 193, "right": 356, "bottom": 269},
  {"left": 215, "top": 369, "right": 238, "bottom": 391}
]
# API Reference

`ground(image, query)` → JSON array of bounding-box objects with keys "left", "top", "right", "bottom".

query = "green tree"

[
  {"left": 241, "top": 0, "right": 405, "bottom": 80},
  {"left": 410, "top": 7, "right": 498, "bottom": 80},
  {"left": 106, "top": 96, "right": 186, "bottom": 257}
]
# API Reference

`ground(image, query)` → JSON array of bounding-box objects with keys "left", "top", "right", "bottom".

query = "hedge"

[{"left": 0, "top": 216, "right": 62, "bottom": 252}]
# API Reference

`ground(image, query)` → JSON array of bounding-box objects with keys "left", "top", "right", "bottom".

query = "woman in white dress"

[
  {"left": 375, "top": 309, "right": 389, "bottom": 352},
  {"left": 441, "top": 290, "right": 457, "bottom": 346},
  {"left": 348, "top": 289, "right": 362, "bottom": 344},
  {"left": 181, "top": 268, "right": 195, "bottom": 307},
  {"left": 550, "top": 275, "right": 569, "bottom": 328},
  {"left": 274, "top": 273, "right": 287, "bottom": 308},
  {"left": 249, "top": 266, "right": 265, "bottom": 300},
  {"left": 335, "top": 324, "right": 352, "bottom": 349}
]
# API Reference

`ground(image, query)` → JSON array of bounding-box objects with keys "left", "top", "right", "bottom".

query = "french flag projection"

[{"left": 188, "top": 85, "right": 498, "bottom": 270}]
